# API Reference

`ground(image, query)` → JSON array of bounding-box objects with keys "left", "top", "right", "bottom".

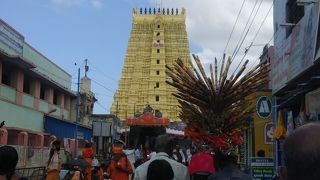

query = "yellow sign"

[{"left": 247, "top": 91, "right": 273, "bottom": 158}]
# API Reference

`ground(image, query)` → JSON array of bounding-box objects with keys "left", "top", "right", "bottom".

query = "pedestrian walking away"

[
  {"left": 46, "top": 140, "right": 62, "bottom": 180},
  {"left": 134, "top": 135, "right": 190, "bottom": 180},
  {"left": 147, "top": 159, "right": 174, "bottom": 180},
  {"left": 208, "top": 150, "right": 253, "bottom": 180},
  {"left": 188, "top": 145, "right": 214, "bottom": 180}
]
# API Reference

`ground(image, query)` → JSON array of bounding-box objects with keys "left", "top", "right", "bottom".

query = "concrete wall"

[
  {"left": 22, "top": 44, "right": 71, "bottom": 90},
  {"left": 0, "top": 41, "right": 17, "bottom": 55},
  {"left": 0, "top": 84, "right": 16, "bottom": 102},
  {"left": 0, "top": 100, "right": 44, "bottom": 132},
  {"left": 22, "top": 94, "right": 34, "bottom": 108}
]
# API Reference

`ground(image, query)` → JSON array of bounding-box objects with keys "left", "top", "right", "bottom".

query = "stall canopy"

[
  {"left": 44, "top": 116, "right": 92, "bottom": 141},
  {"left": 126, "top": 112, "right": 170, "bottom": 126}
]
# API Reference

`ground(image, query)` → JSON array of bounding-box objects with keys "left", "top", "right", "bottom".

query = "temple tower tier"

[{"left": 111, "top": 8, "right": 191, "bottom": 121}]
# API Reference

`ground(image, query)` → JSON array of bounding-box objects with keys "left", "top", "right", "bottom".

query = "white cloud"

[
  {"left": 51, "top": 0, "right": 84, "bottom": 6},
  {"left": 150, "top": 0, "right": 274, "bottom": 73},
  {"left": 91, "top": 0, "right": 103, "bottom": 9},
  {"left": 51, "top": 0, "right": 104, "bottom": 8}
]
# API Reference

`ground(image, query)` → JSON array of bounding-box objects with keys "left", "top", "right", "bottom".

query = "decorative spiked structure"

[{"left": 166, "top": 54, "right": 270, "bottom": 150}]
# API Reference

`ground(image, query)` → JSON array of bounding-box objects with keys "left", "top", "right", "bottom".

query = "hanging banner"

[{"left": 272, "top": 4, "right": 319, "bottom": 94}]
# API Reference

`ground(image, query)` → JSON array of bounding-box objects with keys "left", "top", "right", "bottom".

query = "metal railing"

[{"left": 15, "top": 166, "right": 46, "bottom": 180}]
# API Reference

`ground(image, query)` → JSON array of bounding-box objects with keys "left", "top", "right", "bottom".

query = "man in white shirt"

[{"left": 134, "top": 135, "right": 190, "bottom": 180}]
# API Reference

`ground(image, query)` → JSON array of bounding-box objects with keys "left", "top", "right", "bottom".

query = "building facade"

[
  {"left": 80, "top": 76, "right": 97, "bottom": 125},
  {"left": 111, "top": 8, "right": 192, "bottom": 121},
  {"left": 0, "top": 18, "right": 93, "bottom": 167},
  {"left": 271, "top": 0, "right": 320, "bottom": 168},
  {"left": 0, "top": 18, "right": 76, "bottom": 133}
]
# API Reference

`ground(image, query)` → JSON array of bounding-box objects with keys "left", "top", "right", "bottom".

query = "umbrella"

[{"left": 65, "top": 159, "right": 90, "bottom": 169}]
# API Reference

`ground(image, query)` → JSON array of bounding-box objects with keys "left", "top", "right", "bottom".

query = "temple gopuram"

[{"left": 110, "top": 8, "right": 192, "bottom": 121}]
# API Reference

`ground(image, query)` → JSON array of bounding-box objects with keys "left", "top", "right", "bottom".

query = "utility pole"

[
  {"left": 133, "top": 104, "right": 135, "bottom": 116},
  {"left": 116, "top": 101, "right": 119, "bottom": 117},
  {"left": 74, "top": 67, "right": 80, "bottom": 159},
  {"left": 84, "top": 59, "right": 89, "bottom": 77}
]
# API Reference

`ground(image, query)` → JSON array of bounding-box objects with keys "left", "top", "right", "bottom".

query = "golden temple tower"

[{"left": 111, "top": 8, "right": 191, "bottom": 121}]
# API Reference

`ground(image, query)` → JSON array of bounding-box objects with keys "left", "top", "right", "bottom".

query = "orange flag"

[{"left": 274, "top": 110, "right": 286, "bottom": 139}]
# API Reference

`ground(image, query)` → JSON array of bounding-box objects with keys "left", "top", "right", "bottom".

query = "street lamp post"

[{"left": 74, "top": 68, "right": 80, "bottom": 159}]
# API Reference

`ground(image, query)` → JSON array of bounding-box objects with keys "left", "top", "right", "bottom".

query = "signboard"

[
  {"left": 251, "top": 157, "right": 274, "bottom": 180},
  {"left": 264, "top": 122, "right": 274, "bottom": 144},
  {"left": 92, "top": 120, "right": 112, "bottom": 137},
  {"left": 77, "top": 131, "right": 84, "bottom": 140},
  {"left": 0, "top": 19, "right": 24, "bottom": 54},
  {"left": 256, "top": 96, "right": 272, "bottom": 119},
  {"left": 272, "top": 4, "right": 319, "bottom": 94}
]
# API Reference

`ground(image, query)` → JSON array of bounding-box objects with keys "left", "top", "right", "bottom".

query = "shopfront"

[
  {"left": 273, "top": 62, "right": 320, "bottom": 166},
  {"left": 44, "top": 116, "right": 92, "bottom": 141},
  {"left": 272, "top": 0, "right": 320, "bottom": 168}
]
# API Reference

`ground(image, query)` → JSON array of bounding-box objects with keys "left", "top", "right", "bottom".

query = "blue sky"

[{"left": 0, "top": 0, "right": 273, "bottom": 114}]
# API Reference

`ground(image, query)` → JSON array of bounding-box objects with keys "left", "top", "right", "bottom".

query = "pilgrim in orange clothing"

[
  {"left": 98, "top": 167, "right": 104, "bottom": 180},
  {"left": 82, "top": 142, "right": 94, "bottom": 180},
  {"left": 107, "top": 146, "right": 133, "bottom": 180}
]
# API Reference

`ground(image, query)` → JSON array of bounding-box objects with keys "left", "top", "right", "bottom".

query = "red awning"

[{"left": 126, "top": 112, "right": 170, "bottom": 126}]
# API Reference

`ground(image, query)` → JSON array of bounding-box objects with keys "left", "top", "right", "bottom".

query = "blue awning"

[{"left": 44, "top": 116, "right": 92, "bottom": 141}]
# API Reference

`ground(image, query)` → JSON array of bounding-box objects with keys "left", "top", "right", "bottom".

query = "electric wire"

[
  {"left": 91, "top": 79, "right": 115, "bottom": 94},
  {"left": 230, "top": 0, "right": 260, "bottom": 60},
  {"left": 96, "top": 101, "right": 108, "bottom": 112},
  {"left": 219, "top": 0, "right": 246, "bottom": 65},
  {"left": 231, "top": 0, "right": 264, "bottom": 62},
  {"left": 247, "top": 31, "right": 276, "bottom": 72},
  {"left": 231, "top": 0, "right": 273, "bottom": 76},
  {"left": 87, "top": 61, "right": 118, "bottom": 83}
]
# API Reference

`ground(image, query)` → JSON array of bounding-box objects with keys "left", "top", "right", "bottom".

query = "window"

[
  {"left": 286, "top": 0, "right": 304, "bottom": 37},
  {"left": 157, "top": 49, "right": 160, "bottom": 53},
  {"left": 156, "top": 32, "right": 160, "bottom": 36},
  {"left": 157, "top": 40, "right": 160, "bottom": 43},
  {"left": 40, "top": 83, "right": 46, "bottom": 100},
  {"left": 53, "top": 90, "right": 58, "bottom": 105},
  {"left": 1, "top": 64, "right": 11, "bottom": 86},
  {"left": 23, "top": 75, "right": 31, "bottom": 94},
  {"left": 157, "top": 60, "right": 160, "bottom": 64},
  {"left": 158, "top": 25, "right": 160, "bottom": 28},
  {"left": 156, "top": 95, "right": 159, "bottom": 102},
  {"left": 64, "top": 95, "right": 70, "bottom": 109},
  {"left": 156, "top": 71, "right": 160, "bottom": 75},
  {"left": 155, "top": 82, "right": 159, "bottom": 88}
]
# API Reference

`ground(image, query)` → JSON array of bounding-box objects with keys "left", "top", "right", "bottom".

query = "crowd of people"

[{"left": 1, "top": 122, "right": 320, "bottom": 180}]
